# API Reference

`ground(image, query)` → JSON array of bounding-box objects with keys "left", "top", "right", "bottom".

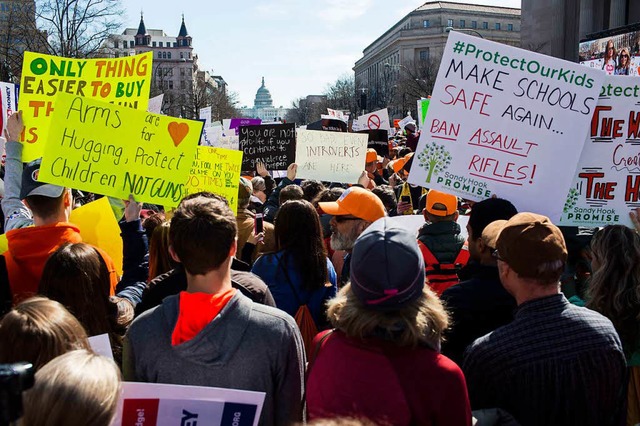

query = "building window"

[
  {"left": 180, "top": 52, "right": 184, "bottom": 59},
  {"left": 169, "top": 81, "right": 173, "bottom": 90},
  {"left": 482, "top": 21, "right": 488, "bottom": 29},
  {"left": 162, "top": 52, "right": 166, "bottom": 59},
  {"left": 188, "top": 52, "right": 191, "bottom": 59},
  {"left": 423, "top": 20, "right": 429, "bottom": 28},
  {"left": 180, "top": 68, "right": 185, "bottom": 76},
  {"left": 113, "top": 41, "right": 118, "bottom": 48},
  {"left": 460, "top": 20, "right": 465, "bottom": 28},
  {"left": 157, "top": 52, "right": 161, "bottom": 59},
  {"left": 495, "top": 23, "right": 501, "bottom": 30},
  {"left": 508, "top": 23, "right": 513, "bottom": 31},
  {"left": 130, "top": 41, "right": 134, "bottom": 48},
  {"left": 114, "top": 52, "right": 119, "bottom": 58},
  {"left": 419, "top": 49, "right": 429, "bottom": 61},
  {"left": 447, "top": 19, "right": 453, "bottom": 27},
  {"left": 122, "top": 41, "right": 127, "bottom": 49},
  {"left": 152, "top": 42, "right": 156, "bottom": 47},
  {"left": 167, "top": 52, "right": 171, "bottom": 59},
  {"left": 472, "top": 21, "right": 477, "bottom": 29},
  {"left": 174, "top": 42, "right": 178, "bottom": 47},
  {"left": 160, "top": 42, "right": 164, "bottom": 47}
]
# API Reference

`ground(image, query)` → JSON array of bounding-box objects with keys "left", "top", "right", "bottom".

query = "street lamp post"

[{"left": 445, "top": 27, "right": 484, "bottom": 38}]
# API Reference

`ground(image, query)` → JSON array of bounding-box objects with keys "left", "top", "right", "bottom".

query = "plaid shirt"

[{"left": 463, "top": 294, "right": 627, "bottom": 426}]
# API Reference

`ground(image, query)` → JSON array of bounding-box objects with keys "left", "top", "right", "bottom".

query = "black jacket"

[
  {"left": 134, "top": 265, "right": 276, "bottom": 317},
  {"left": 441, "top": 262, "right": 516, "bottom": 365}
]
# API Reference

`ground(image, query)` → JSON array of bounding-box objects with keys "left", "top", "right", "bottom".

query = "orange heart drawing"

[{"left": 168, "top": 122, "right": 189, "bottom": 147}]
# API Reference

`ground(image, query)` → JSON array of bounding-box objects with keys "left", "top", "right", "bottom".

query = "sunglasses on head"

[
  {"left": 491, "top": 249, "right": 505, "bottom": 262},
  {"left": 334, "top": 215, "right": 362, "bottom": 223}
]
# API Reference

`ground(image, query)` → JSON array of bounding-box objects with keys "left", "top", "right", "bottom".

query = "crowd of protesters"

[{"left": 0, "top": 109, "right": 638, "bottom": 426}]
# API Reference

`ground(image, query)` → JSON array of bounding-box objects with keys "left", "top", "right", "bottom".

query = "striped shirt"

[{"left": 463, "top": 294, "right": 626, "bottom": 426}]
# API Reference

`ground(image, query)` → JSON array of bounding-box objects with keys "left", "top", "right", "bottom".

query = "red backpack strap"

[
  {"left": 417, "top": 240, "right": 439, "bottom": 265},
  {"left": 453, "top": 240, "right": 470, "bottom": 266}
]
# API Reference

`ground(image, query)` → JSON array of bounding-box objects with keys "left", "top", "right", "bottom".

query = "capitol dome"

[{"left": 253, "top": 77, "right": 273, "bottom": 109}]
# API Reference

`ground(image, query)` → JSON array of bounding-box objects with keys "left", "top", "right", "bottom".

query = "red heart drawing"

[{"left": 168, "top": 122, "right": 189, "bottom": 147}]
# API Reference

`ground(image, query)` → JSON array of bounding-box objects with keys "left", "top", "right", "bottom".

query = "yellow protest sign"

[
  {"left": 18, "top": 51, "right": 153, "bottom": 161},
  {"left": 69, "top": 197, "right": 123, "bottom": 275},
  {"left": 185, "top": 147, "right": 243, "bottom": 213},
  {"left": 38, "top": 92, "right": 202, "bottom": 207},
  {"left": 0, "top": 234, "right": 7, "bottom": 255}
]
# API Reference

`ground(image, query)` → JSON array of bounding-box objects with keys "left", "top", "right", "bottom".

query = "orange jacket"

[{"left": 5, "top": 222, "right": 118, "bottom": 303}]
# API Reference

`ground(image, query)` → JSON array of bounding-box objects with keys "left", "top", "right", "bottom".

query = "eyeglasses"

[
  {"left": 333, "top": 215, "right": 362, "bottom": 223},
  {"left": 491, "top": 249, "right": 505, "bottom": 262},
  {"left": 621, "top": 54, "right": 629, "bottom": 58}
]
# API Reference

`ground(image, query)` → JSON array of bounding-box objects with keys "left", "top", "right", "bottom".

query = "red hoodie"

[{"left": 5, "top": 222, "right": 118, "bottom": 303}]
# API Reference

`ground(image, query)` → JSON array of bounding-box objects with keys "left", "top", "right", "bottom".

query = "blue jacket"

[{"left": 252, "top": 250, "right": 337, "bottom": 329}]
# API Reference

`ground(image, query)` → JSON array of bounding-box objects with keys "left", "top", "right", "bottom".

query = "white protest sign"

[
  {"left": 390, "top": 214, "right": 469, "bottom": 240},
  {"left": 222, "top": 118, "right": 231, "bottom": 130},
  {"left": 201, "top": 125, "right": 221, "bottom": 147},
  {"left": 112, "top": 382, "right": 265, "bottom": 426},
  {"left": 147, "top": 94, "right": 164, "bottom": 114},
  {"left": 408, "top": 32, "right": 605, "bottom": 222},
  {"left": 354, "top": 108, "right": 391, "bottom": 131},
  {"left": 88, "top": 333, "right": 113, "bottom": 360},
  {"left": 0, "top": 82, "right": 17, "bottom": 136},
  {"left": 199, "top": 106, "right": 212, "bottom": 128},
  {"left": 295, "top": 129, "right": 368, "bottom": 183},
  {"left": 559, "top": 75, "right": 640, "bottom": 227},
  {"left": 398, "top": 115, "right": 415, "bottom": 130},
  {"left": 326, "top": 108, "right": 348, "bottom": 122}
]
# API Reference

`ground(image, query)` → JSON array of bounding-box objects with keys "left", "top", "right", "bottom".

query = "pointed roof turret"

[
  {"left": 136, "top": 12, "right": 147, "bottom": 36},
  {"left": 178, "top": 14, "right": 188, "bottom": 37}
]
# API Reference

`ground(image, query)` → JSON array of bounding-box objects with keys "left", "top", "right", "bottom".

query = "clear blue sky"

[{"left": 125, "top": 0, "right": 520, "bottom": 108}]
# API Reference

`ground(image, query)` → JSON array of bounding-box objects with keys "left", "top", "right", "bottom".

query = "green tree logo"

[
  {"left": 563, "top": 188, "right": 580, "bottom": 213},
  {"left": 418, "top": 142, "right": 452, "bottom": 183}
]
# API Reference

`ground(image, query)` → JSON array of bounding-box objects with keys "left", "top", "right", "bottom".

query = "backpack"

[
  {"left": 278, "top": 259, "right": 318, "bottom": 360},
  {"left": 418, "top": 240, "right": 469, "bottom": 296}
]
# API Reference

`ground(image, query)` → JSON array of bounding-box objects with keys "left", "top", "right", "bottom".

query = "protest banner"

[
  {"left": 398, "top": 115, "right": 414, "bottom": 130},
  {"left": 199, "top": 106, "right": 212, "bottom": 128},
  {"left": 239, "top": 123, "right": 295, "bottom": 171},
  {"left": 390, "top": 214, "right": 469, "bottom": 240},
  {"left": 39, "top": 93, "right": 201, "bottom": 207},
  {"left": 559, "top": 75, "right": 640, "bottom": 227},
  {"left": 307, "top": 118, "right": 347, "bottom": 132},
  {"left": 19, "top": 51, "right": 153, "bottom": 162},
  {"left": 0, "top": 82, "right": 17, "bottom": 137},
  {"left": 185, "top": 146, "right": 243, "bottom": 213},
  {"left": 88, "top": 333, "right": 114, "bottom": 360},
  {"left": 353, "top": 108, "right": 391, "bottom": 131},
  {"left": 147, "top": 94, "right": 164, "bottom": 114},
  {"left": 296, "top": 129, "right": 367, "bottom": 183},
  {"left": 207, "top": 127, "right": 240, "bottom": 150},
  {"left": 326, "top": 108, "right": 348, "bottom": 122},
  {"left": 417, "top": 98, "right": 431, "bottom": 129},
  {"left": 229, "top": 118, "right": 261, "bottom": 135},
  {"left": 113, "top": 382, "right": 265, "bottom": 426},
  {"left": 69, "top": 196, "right": 124, "bottom": 275},
  {"left": 407, "top": 32, "right": 605, "bottom": 221},
  {"left": 357, "top": 129, "right": 389, "bottom": 157}
]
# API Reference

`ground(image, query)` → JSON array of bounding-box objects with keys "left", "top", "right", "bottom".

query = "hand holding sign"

[{"left": 4, "top": 110, "right": 22, "bottom": 142}]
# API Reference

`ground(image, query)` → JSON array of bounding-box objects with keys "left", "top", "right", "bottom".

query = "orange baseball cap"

[
  {"left": 366, "top": 148, "right": 378, "bottom": 163},
  {"left": 318, "top": 187, "right": 386, "bottom": 222},
  {"left": 426, "top": 189, "right": 457, "bottom": 216},
  {"left": 392, "top": 153, "right": 414, "bottom": 173}
]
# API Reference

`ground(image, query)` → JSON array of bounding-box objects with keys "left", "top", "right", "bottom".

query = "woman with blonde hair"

[
  {"left": 587, "top": 225, "right": 640, "bottom": 425},
  {"left": 616, "top": 48, "right": 631, "bottom": 75},
  {"left": 0, "top": 297, "right": 90, "bottom": 370},
  {"left": 21, "top": 349, "right": 121, "bottom": 426},
  {"left": 306, "top": 217, "right": 471, "bottom": 425}
]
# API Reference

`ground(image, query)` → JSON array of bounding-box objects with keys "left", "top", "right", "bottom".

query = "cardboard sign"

[
  {"left": 39, "top": 93, "right": 201, "bottom": 207},
  {"left": 69, "top": 196, "right": 124, "bottom": 275},
  {"left": 185, "top": 147, "right": 243, "bottom": 213},
  {"left": 0, "top": 82, "right": 17, "bottom": 137},
  {"left": 357, "top": 129, "right": 389, "bottom": 157},
  {"left": 407, "top": 32, "right": 605, "bottom": 221},
  {"left": 296, "top": 129, "right": 368, "bottom": 183},
  {"left": 88, "top": 333, "right": 114, "bottom": 360},
  {"left": 19, "top": 51, "right": 153, "bottom": 162},
  {"left": 239, "top": 123, "right": 295, "bottom": 172},
  {"left": 354, "top": 108, "right": 391, "bottom": 131},
  {"left": 199, "top": 106, "right": 212, "bottom": 128},
  {"left": 559, "top": 75, "right": 640, "bottom": 227},
  {"left": 398, "top": 115, "right": 415, "bottom": 130},
  {"left": 113, "top": 382, "right": 265, "bottom": 426},
  {"left": 147, "top": 94, "right": 164, "bottom": 114}
]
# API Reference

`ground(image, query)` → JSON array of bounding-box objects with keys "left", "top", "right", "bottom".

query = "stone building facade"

[{"left": 354, "top": 1, "right": 521, "bottom": 117}]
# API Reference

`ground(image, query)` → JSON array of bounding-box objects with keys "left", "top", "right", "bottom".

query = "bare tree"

[
  {"left": 324, "top": 74, "right": 358, "bottom": 116},
  {"left": 30, "top": 0, "right": 124, "bottom": 58},
  {"left": 389, "top": 58, "right": 440, "bottom": 118}
]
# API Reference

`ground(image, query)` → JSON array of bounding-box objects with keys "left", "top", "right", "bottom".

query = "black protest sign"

[
  {"left": 307, "top": 119, "right": 347, "bottom": 132},
  {"left": 239, "top": 123, "right": 296, "bottom": 171},
  {"left": 358, "top": 129, "right": 389, "bottom": 157}
]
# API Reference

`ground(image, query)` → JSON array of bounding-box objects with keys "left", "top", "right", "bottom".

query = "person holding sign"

[
  {"left": 0, "top": 112, "right": 118, "bottom": 309},
  {"left": 123, "top": 196, "right": 305, "bottom": 426}
]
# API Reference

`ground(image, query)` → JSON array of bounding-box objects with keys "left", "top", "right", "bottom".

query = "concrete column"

[{"left": 609, "top": 0, "right": 626, "bottom": 28}]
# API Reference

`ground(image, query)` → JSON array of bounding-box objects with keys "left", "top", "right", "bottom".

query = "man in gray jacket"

[{"left": 123, "top": 195, "right": 305, "bottom": 426}]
